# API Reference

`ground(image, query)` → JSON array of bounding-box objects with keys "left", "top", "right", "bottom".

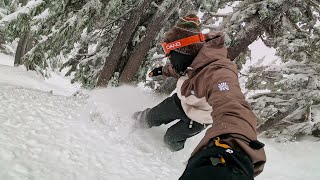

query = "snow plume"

[{"left": 0, "top": 82, "right": 200, "bottom": 180}]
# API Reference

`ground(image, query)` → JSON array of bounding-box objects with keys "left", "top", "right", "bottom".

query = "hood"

[{"left": 188, "top": 32, "right": 228, "bottom": 72}]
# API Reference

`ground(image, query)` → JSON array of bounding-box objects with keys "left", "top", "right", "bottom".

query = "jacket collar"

[{"left": 186, "top": 32, "right": 228, "bottom": 76}]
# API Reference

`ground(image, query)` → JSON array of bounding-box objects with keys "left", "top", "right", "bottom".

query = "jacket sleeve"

[
  {"left": 204, "top": 62, "right": 255, "bottom": 125},
  {"left": 191, "top": 60, "right": 265, "bottom": 176},
  {"left": 162, "top": 64, "right": 181, "bottom": 79},
  {"left": 191, "top": 62, "right": 252, "bottom": 151}
]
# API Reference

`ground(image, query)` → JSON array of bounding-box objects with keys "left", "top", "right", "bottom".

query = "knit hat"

[{"left": 164, "top": 14, "right": 204, "bottom": 56}]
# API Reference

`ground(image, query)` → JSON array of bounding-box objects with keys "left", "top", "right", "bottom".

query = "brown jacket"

[{"left": 162, "top": 32, "right": 266, "bottom": 176}]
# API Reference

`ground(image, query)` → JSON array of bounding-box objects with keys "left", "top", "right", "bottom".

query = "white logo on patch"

[{"left": 218, "top": 82, "right": 229, "bottom": 91}]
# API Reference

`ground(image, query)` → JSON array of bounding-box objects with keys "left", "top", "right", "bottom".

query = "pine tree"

[
  {"left": 238, "top": 0, "right": 320, "bottom": 141},
  {"left": 247, "top": 59, "right": 320, "bottom": 141},
  {"left": 2, "top": 0, "right": 138, "bottom": 87},
  {"left": 2, "top": 0, "right": 211, "bottom": 88},
  {"left": 96, "top": 0, "right": 154, "bottom": 86},
  {"left": 0, "top": 0, "right": 21, "bottom": 54},
  {"left": 118, "top": 0, "right": 185, "bottom": 84}
]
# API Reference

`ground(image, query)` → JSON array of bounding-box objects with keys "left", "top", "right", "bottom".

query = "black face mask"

[{"left": 169, "top": 51, "right": 196, "bottom": 75}]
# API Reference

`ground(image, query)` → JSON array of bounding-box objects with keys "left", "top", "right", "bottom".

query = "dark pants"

[
  {"left": 134, "top": 93, "right": 205, "bottom": 151},
  {"left": 179, "top": 144, "right": 254, "bottom": 180}
]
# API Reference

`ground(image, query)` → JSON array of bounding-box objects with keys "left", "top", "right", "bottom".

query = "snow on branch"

[
  {"left": 0, "top": 0, "right": 44, "bottom": 24},
  {"left": 208, "top": 12, "right": 229, "bottom": 18},
  {"left": 307, "top": 0, "right": 320, "bottom": 13},
  {"left": 250, "top": 91, "right": 297, "bottom": 99}
]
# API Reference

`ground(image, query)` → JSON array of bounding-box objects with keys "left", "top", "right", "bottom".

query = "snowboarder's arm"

[
  {"left": 148, "top": 64, "right": 180, "bottom": 79},
  {"left": 191, "top": 64, "right": 257, "bottom": 154},
  {"left": 162, "top": 64, "right": 180, "bottom": 79},
  {"left": 190, "top": 62, "right": 265, "bottom": 176},
  {"left": 148, "top": 67, "right": 163, "bottom": 77}
]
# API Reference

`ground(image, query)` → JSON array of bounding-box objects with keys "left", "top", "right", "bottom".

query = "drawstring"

[
  {"left": 188, "top": 120, "right": 210, "bottom": 129},
  {"left": 203, "top": 123, "right": 208, "bottom": 128},
  {"left": 189, "top": 120, "right": 193, "bottom": 129}
]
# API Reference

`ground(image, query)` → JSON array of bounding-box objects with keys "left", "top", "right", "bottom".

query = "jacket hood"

[{"left": 188, "top": 32, "right": 228, "bottom": 72}]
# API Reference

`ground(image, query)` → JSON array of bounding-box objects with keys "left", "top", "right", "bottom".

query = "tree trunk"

[
  {"left": 116, "top": 0, "right": 166, "bottom": 75},
  {"left": 227, "top": 1, "right": 294, "bottom": 61},
  {"left": 0, "top": 0, "right": 4, "bottom": 8},
  {"left": 97, "top": 0, "right": 153, "bottom": 87},
  {"left": 14, "top": 31, "right": 29, "bottom": 67},
  {"left": 227, "top": 17, "right": 264, "bottom": 61},
  {"left": 0, "top": 30, "right": 5, "bottom": 53},
  {"left": 12, "top": 0, "right": 32, "bottom": 66},
  {"left": 119, "top": 0, "right": 183, "bottom": 84}
]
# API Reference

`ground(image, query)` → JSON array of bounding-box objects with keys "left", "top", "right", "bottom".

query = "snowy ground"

[{"left": 1, "top": 53, "right": 320, "bottom": 180}]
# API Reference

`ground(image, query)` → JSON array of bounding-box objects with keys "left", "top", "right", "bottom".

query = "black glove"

[{"left": 148, "top": 66, "right": 163, "bottom": 77}]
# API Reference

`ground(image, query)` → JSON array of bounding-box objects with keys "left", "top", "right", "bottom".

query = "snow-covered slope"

[
  {"left": 0, "top": 54, "right": 79, "bottom": 96},
  {"left": 1, "top": 54, "right": 320, "bottom": 180}
]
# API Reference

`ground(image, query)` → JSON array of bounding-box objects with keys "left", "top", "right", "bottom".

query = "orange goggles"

[{"left": 160, "top": 33, "right": 206, "bottom": 55}]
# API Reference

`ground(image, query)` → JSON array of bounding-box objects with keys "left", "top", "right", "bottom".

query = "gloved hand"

[{"left": 148, "top": 66, "right": 163, "bottom": 77}]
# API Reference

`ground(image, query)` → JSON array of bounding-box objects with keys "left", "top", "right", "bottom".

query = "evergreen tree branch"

[
  {"left": 284, "top": 13, "right": 303, "bottom": 33},
  {"left": 257, "top": 103, "right": 300, "bottom": 133},
  {"left": 250, "top": 91, "right": 297, "bottom": 99},
  {"left": 227, "top": 0, "right": 300, "bottom": 60},
  {"left": 307, "top": 0, "right": 320, "bottom": 12},
  {"left": 238, "top": 71, "right": 248, "bottom": 77},
  {"left": 102, "top": 7, "right": 134, "bottom": 29}
]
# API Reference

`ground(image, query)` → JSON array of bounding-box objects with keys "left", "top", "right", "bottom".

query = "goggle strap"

[{"left": 160, "top": 34, "right": 206, "bottom": 55}]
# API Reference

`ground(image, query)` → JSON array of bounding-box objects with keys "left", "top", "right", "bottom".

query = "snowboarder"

[
  {"left": 133, "top": 13, "right": 266, "bottom": 180},
  {"left": 133, "top": 14, "right": 209, "bottom": 152},
  {"left": 159, "top": 14, "right": 266, "bottom": 179}
]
